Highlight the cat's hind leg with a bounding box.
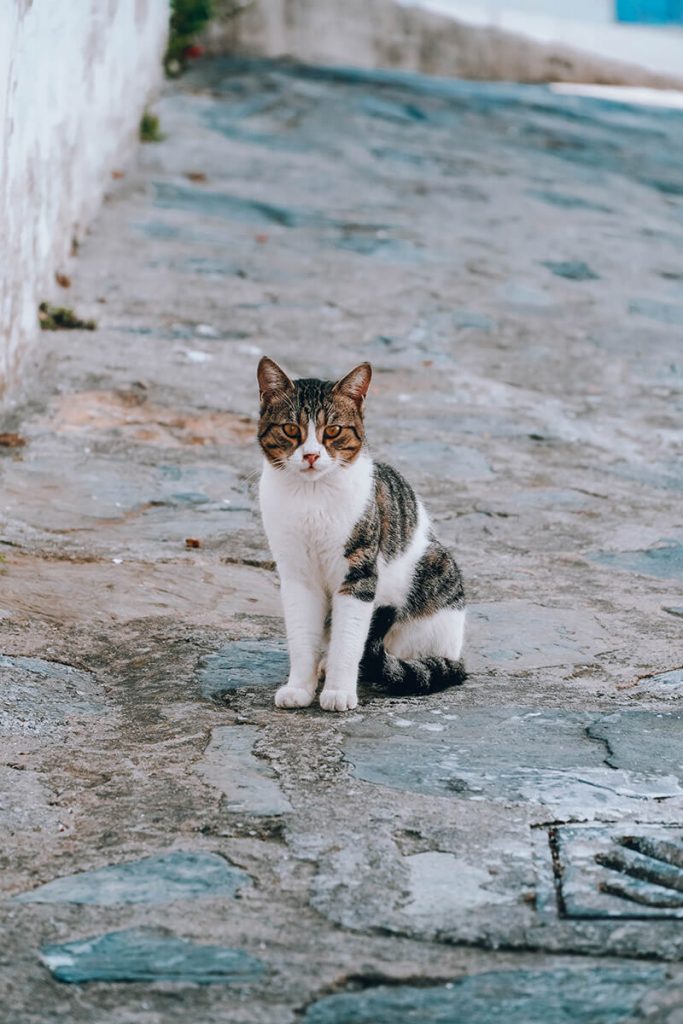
[384,606,465,662]
[359,606,466,696]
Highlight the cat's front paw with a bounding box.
[319,687,358,712]
[275,684,315,709]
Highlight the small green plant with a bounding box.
[165,0,213,76]
[139,110,164,143]
[38,303,96,331]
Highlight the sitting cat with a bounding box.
[257,356,466,712]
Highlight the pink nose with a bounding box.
[303,452,319,467]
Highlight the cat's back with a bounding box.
[372,461,423,560]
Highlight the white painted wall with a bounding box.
[0,0,168,400]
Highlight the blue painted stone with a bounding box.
[197,640,288,698]
[542,260,599,281]
[15,851,249,905]
[593,540,683,580]
[302,967,666,1024]
[40,928,265,984]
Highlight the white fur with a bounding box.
[260,452,373,710]
[375,501,430,608]
[385,606,465,661]
[260,452,463,712]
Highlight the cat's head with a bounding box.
[257,356,371,480]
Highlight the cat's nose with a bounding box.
[303,452,319,467]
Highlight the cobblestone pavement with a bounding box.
[1,58,682,1022]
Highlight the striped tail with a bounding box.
[359,607,467,697]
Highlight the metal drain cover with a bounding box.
[552,824,683,919]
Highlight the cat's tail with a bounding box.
[359,607,467,696]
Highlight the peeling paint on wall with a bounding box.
[0,0,168,400]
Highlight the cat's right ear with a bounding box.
[257,357,294,404]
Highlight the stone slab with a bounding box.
[542,260,599,281]
[40,928,265,984]
[197,641,288,698]
[404,852,513,928]
[636,667,683,696]
[342,707,683,815]
[197,725,292,816]
[587,711,683,778]
[0,655,105,737]
[593,541,683,580]
[467,601,608,673]
[15,851,249,905]
[302,967,668,1024]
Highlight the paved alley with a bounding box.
[1,58,683,1022]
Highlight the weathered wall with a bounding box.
[204,0,683,89]
[0,0,168,401]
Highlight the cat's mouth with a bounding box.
[298,460,332,478]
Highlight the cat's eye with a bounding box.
[281,423,300,439]
[324,425,342,439]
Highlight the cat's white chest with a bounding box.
[259,456,373,590]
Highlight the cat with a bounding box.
[257,356,466,712]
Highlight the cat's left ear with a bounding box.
[333,362,372,407]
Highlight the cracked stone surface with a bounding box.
[1,56,683,1022]
[196,725,293,815]
[342,707,683,812]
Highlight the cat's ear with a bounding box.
[257,356,294,404]
[333,362,372,407]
